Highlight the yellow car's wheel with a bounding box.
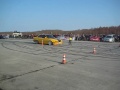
[34,40,39,44]
[48,41,53,45]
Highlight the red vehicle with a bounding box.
[90,36,100,42]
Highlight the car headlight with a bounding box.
[109,39,112,41]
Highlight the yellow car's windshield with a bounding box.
[46,35,55,38]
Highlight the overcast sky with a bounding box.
[0,0,120,32]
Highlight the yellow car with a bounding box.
[33,34,63,45]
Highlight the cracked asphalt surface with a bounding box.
[0,39,120,90]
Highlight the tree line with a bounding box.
[0,25,120,35]
[32,25,120,35]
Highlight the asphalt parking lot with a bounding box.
[0,39,120,90]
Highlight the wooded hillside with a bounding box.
[0,25,120,35]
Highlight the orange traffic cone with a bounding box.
[93,47,96,54]
[62,54,66,64]
[42,40,44,46]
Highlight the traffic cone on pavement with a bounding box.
[93,47,96,54]
[62,54,66,64]
[42,40,44,46]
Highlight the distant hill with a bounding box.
[0,25,120,35]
